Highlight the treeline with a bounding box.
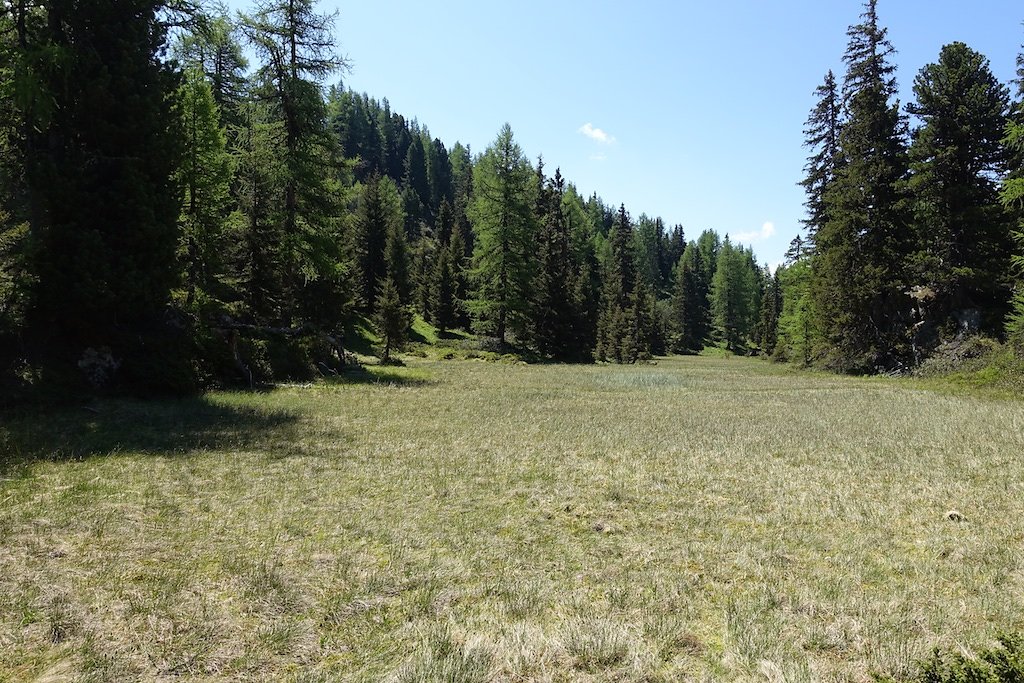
[776,0,1024,372]
[0,0,777,396]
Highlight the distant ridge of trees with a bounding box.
[0,0,775,398]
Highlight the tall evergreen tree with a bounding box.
[353,173,403,310]
[448,221,470,328]
[240,0,348,328]
[174,7,248,125]
[799,70,842,249]
[430,245,456,336]
[404,133,431,210]
[384,217,412,305]
[531,169,577,359]
[757,270,783,355]
[24,0,186,383]
[234,99,287,322]
[175,68,234,308]
[907,42,1012,336]
[467,124,536,344]
[1002,68,1024,351]
[374,277,410,363]
[669,242,709,353]
[596,205,646,362]
[813,0,912,371]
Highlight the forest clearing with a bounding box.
[3,355,1023,682]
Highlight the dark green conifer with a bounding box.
[375,277,410,362]
[813,0,912,371]
[907,42,1012,336]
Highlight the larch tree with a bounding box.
[240,0,349,328]
[468,124,536,344]
[175,68,233,308]
[174,7,248,126]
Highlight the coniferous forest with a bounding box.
[6,4,1024,682]
[0,0,1023,397]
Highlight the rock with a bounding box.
[945,510,966,522]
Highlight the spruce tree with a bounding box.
[596,205,647,362]
[1002,109,1024,351]
[799,70,842,248]
[813,0,912,371]
[907,42,1012,336]
[448,222,470,328]
[430,246,456,336]
[384,218,412,306]
[467,124,536,344]
[532,169,577,359]
[374,277,410,363]
[234,99,286,323]
[669,242,709,353]
[757,270,783,355]
[353,173,403,310]
[25,0,186,384]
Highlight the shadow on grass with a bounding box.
[325,365,432,387]
[0,395,301,472]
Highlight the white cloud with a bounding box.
[735,221,776,244]
[578,122,616,145]
[589,153,607,162]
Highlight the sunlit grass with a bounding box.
[2,356,1023,682]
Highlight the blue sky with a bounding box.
[228,1,1023,268]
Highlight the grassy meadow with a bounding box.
[2,355,1024,682]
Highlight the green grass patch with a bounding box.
[2,356,1023,681]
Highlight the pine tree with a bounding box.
[467,124,536,344]
[813,0,912,371]
[799,70,842,249]
[907,42,1012,336]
